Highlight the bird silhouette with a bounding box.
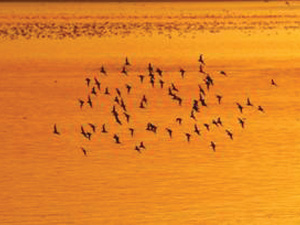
[204,123,210,131]
[81,147,87,156]
[180,68,185,78]
[78,99,84,109]
[194,124,200,135]
[88,123,96,133]
[210,141,216,152]
[116,88,122,97]
[121,66,127,75]
[216,95,222,104]
[104,87,110,95]
[94,77,101,90]
[138,75,145,83]
[100,65,106,75]
[176,117,182,125]
[166,128,173,138]
[139,141,146,149]
[271,79,277,86]
[53,124,60,135]
[238,118,245,128]
[85,78,91,87]
[125,57,130,66]
[101,124,108,133]
[156,68,163,76]
[124,112,130,122]
[113,134,121,144]
[246,98,253,106]
[129,128,134,137]
[220,71,227,76]
[126,84,131,94]
[225,130,233,140]
[236,103,243,113]
[91,86,97,96]
[198,84,206,96]
[159,79,164,88]
[135,146,141,153]
[171,83,179,92]
[198,54,205,64]
[217,117,223,126]
[185,133,191,142]
[87,95,93,108]
[258,105,265,113]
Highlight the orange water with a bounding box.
[0,2,300,225]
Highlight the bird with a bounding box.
[81,125,86,137]
[171,83,179,92]
[238,118,245,128]
[139,101,145,109]
[104,87,110,95]
[142,95,147,104]
[85,78,91,87]
[121,66,127,75]
[236,103,243,113]
[87,95,93,108]
[100,65,106,75]
[217,117,223,126]
[212,119,219,127]
[101,124,108,133]
[246,98,253,106]
[216,95,222,104]
[159,79,164,88]
[198,84,206,96]
[210,141,216,152]
[190,110,196,120]
[194,124,200,135]
[116,88,122,97]
[198,54,205,64]
[125,57,130,66]
[185,133,191,142]
[114,114,122,125]
[88,123,96,133]
[135,146,141,153]
[81,147,87,156]
[124,112,130,122]
[180,68,185,78]
[138,75,145,83]
[78,99,84,109]
[125,84,131,94]
[204,123,210,131]
[139,141,146,149]
[220,71,227,76]
[94,77,101,90]
[225,130,233,140]
[85,132,92,140]
[271,79,277,86]
[199,64,205,73]
[91,86,97,96]
[53,124,60,135]
[258,105,265,113]
[176,117,182,125]
[129,128,134,137]
[166,128,172,138]
[156,68,163,76]
[148,63,153,73]
[113,134,121,144]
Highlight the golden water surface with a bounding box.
[0,1,300,224]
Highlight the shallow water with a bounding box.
[0,2,300,225]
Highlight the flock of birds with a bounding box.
[53,54,278,156]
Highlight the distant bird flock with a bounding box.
[53,54,278,156]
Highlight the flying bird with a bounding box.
[210,141,216,152]
[166,128,173,138]
[271,79,277,86]
[53,124,60,135]
[81,147,87,156]
[216,95,222,104]
[225,130,233,140]
[78,99,84,109]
